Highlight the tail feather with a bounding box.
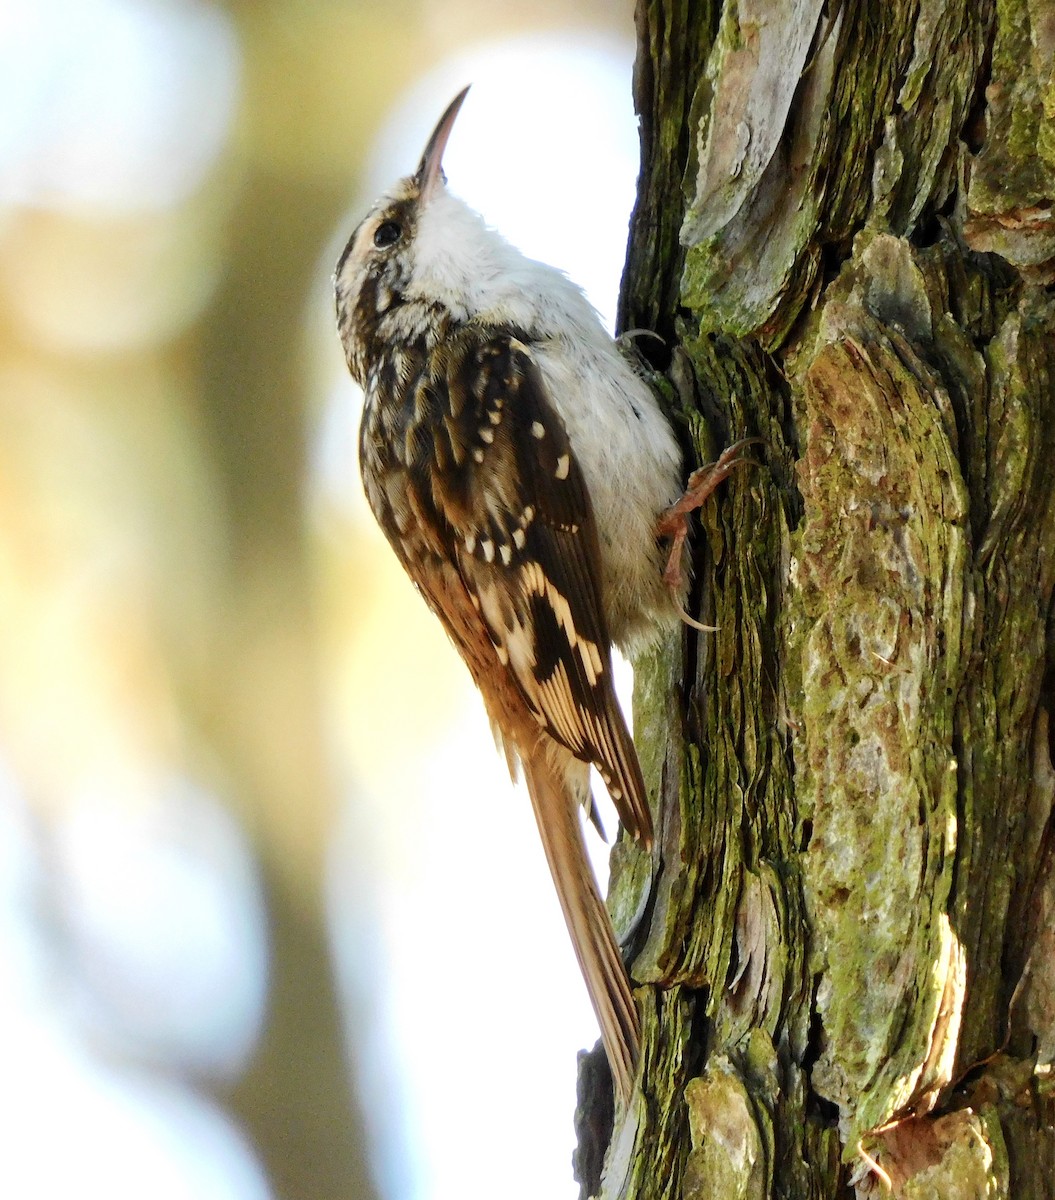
[523,754,640,1103]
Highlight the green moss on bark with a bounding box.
[595,2,1055,1197]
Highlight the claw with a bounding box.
[674,605,719,634]
[617,327,666,347]
[658,437,763,614]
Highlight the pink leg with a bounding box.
[657,438,762,593]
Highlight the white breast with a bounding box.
[533,335,682,648]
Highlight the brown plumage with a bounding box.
[336,88,684,1103]
[354,321,651,1097]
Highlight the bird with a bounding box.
[335,86,750,1103]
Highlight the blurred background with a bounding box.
[0,1,642,1197]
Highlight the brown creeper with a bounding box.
[336,88,699,1102]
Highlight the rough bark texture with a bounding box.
[578,1,1055,1196]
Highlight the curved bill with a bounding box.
[414,85,471,204]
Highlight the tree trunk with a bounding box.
[579,1,1055,1196]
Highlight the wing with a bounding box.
[419,328,652,846]
[358,326,646,1097]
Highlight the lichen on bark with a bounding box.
[590,0,1055,1196]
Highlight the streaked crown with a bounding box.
[334,87,471,384]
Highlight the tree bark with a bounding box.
[579,1,1055,1196]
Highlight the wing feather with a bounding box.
[360,323,648,1095]
[437,330,652,845]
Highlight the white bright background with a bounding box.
[0,3,644,1198]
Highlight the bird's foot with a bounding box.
[657,437,763,600]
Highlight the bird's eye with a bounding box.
[374,220,402,249]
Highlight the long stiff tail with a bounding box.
[523,755,640,1103]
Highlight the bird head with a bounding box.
[335,86,499,376]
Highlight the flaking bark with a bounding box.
[576,1,1055,1196]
